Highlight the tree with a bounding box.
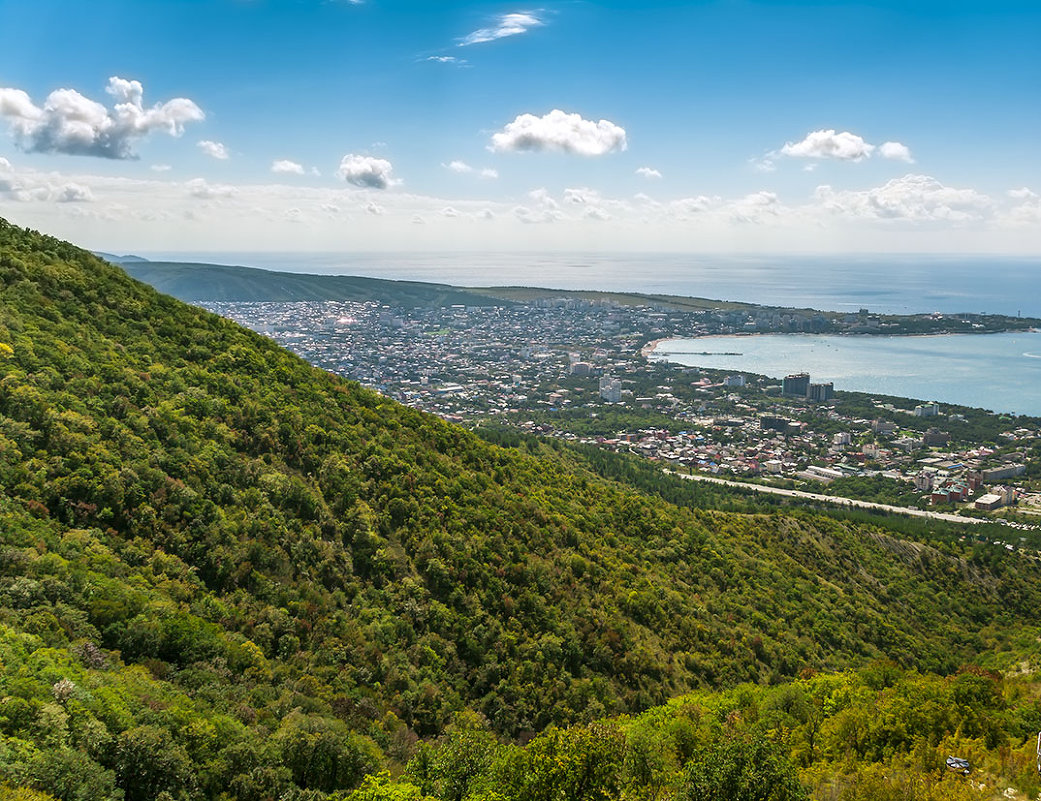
[683,736,807,801]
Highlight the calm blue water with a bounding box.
[652,332,1041,417]
[140,252,1041,317]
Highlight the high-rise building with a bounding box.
[782,372,810,397]
[599,376,622,403]
[807,382,834,402]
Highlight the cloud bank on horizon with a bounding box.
[0,0,1038,253]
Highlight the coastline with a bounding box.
[640,338,668,358]
[648,328,1041,356]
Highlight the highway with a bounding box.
[665,471,988,525]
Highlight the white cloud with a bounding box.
[151,164,172,172]
[0,76,203,159]
[445,160,498,179]
[337,154,396,189]
[365,201,384,215]
[878,141,914,163]
[272,159,305,175]
[460,12,542,46]
[490,109,627,156]
[814,174,990,221]
[56,182,94,203]
[563,187,599,205]
[781,129,875,161]
[636,166,662,179]
[0,160,95,203]
[441,207,460,217]
[528,187,559,209]
[198,140,229,160]
[427,56,467,65]
[445,160,473,173]
[1002,188,1041,226]
[186,178,236,200]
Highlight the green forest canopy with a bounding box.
[2,217,1041,799]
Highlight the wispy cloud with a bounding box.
[0,76,203,160]
[636,166,662,179]
[460,12,543,46]
[426,55,467,65]
[443,160,499,179]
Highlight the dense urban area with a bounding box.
[204,296,1041,527]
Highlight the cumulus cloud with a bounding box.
[774,130,914,166]
[56,182,94,202]
[365,201,384,215]
[460,12,542,46]
[272,159,305,175]
[337,154,396,189]
[480,168,499,179]
[1008,187,1037,200]
[636,166,662,179]
[0,76,204,159]
[441,206,460,217]
[198,140,229,160]
[490,109,627,156]
[814,174,990,222]
[781,129,875,161]
[879,141,914,162]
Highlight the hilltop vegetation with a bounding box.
[2,217,1041,799]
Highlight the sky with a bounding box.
[1,0,1040,254]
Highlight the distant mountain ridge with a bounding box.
[121,259,512,306]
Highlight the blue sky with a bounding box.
[1,0,1039,253]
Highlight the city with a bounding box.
[204,296,1041,527]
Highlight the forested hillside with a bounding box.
[2,217,1041,799]
[120,261,503,307]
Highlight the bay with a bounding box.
[651,331,1041,417]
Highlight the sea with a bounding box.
[650,332,1041,417]
[145,251,1041,415]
